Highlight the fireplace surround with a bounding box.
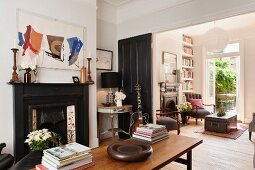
[11,83,90,161]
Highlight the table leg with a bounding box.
[110,114,115,139]
[187,150,192,170]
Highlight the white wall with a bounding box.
[97,0,118,104]
[117,0,255,39]
[96,1,118,139]
[0,0,98,154]
[153,34,182,115]
[243,37,255,123]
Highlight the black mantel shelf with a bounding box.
[11,82,90,161]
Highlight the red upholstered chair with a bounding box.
[185,93,215,125]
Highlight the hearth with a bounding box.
[11,83,90,161]
[160,83,179,111]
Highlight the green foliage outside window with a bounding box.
[215,58,236,94]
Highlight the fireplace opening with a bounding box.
[163,94,178,111]
[160,83,179,112]
[28,104,76,145]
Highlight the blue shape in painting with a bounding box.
[18,32,25,46]
[67,37,83,66]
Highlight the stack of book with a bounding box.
[36,142,94,170]
[132,124,169,144]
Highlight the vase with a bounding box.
[80,66,86,83]
[24,71,31,83]
[115,99,122,107]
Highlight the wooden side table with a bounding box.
[97,105,132,141]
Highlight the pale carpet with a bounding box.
[194,123,248,139]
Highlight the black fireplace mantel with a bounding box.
[11,83,91,161]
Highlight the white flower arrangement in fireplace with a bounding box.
[114,91,126,106]
[25,129,62,151]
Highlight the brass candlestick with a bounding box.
[9,48,21,83]
[86,58,94,83]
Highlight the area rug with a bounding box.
[194,123,248,139]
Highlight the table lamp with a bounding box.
[101,72,121,105]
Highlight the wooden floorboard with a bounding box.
[100,119,254,170]
[162,119,253,170]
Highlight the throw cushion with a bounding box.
[190,99,204,109]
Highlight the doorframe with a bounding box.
[202,40,244,122]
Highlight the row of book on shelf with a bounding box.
[36,142,94,170]
[182,58,194,67]
[132,123,169,144]
[182,69,193,79]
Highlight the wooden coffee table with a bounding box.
[12,135,202,170]
[88,134,202,170]
[205,113,237,133]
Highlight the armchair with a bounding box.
[156,110,180,135]
[0,143,14,169]
[249,112,255,140]
[185,93,215,125]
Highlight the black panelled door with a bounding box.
[118,33,152,123]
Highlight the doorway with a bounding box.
[204,42,243,121]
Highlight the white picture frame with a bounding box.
[96,48,113,70]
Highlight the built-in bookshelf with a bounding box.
[182,34,194,94]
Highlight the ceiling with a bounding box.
[103,0,132,6]
[160,12,255,37]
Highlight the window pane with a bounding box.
[224,43,239,53]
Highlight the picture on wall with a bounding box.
[17,9,86,70]
[96,48,113,70]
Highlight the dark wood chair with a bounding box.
[185,93,215,125]
[156,110,180,135]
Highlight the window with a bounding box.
[207,42,239,55]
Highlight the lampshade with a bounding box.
[204,27,229,53]
[101,72,121,88]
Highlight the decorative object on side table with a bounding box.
[114,91,126,106]
[217,102,226,117]
[101,72,121,105]
[9,48,21,83]
[25,129,61,151]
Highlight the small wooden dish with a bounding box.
[107,140,153,162]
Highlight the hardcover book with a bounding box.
[43,142,91,161]
[136,124,166,133]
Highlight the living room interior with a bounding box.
[1,0,255,169]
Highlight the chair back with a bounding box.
[185,93,202,102]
